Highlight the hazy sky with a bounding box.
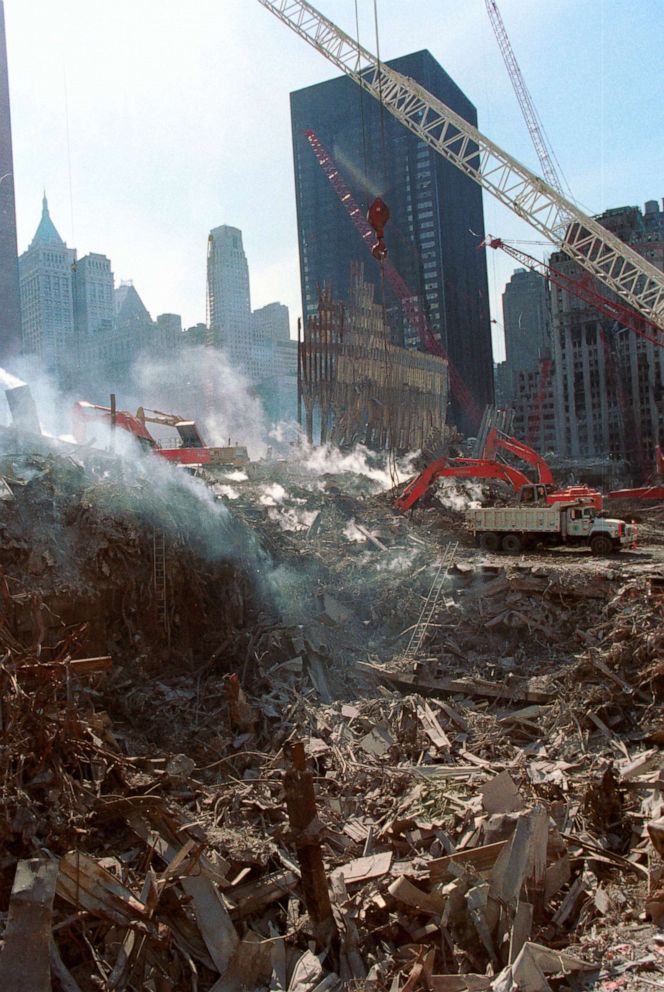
[5,0,663,361]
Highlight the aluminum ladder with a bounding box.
[405,540,458,657]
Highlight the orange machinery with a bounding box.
[72,401,249,467]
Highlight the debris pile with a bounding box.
[1,437,664,990]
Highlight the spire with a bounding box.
[30,191,64,247]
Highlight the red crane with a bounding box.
[487,238,664,350]
[304,129,482,428]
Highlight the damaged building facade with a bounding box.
[505,198,664,479]
[299,265,449,453]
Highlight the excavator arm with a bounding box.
[394,457,532,512]
[483,428,555,485]
[72,401,157,450]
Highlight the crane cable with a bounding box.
[370,0,399,481]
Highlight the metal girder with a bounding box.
[257,0,664,331]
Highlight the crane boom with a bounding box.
[484,0,564,197]
[486,237,664,349]
[256,0,664,331]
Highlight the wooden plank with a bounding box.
[430,841,508,883]
[57,851,155,932]
[418,702,451,750]
[17,656,113,678]
[0,858,59,992]
[359,663,551,705]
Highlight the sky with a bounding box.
[5,0,663,362]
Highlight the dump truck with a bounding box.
[466,500,636,555]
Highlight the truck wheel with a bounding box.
[501,533,523,554]
[479,532,500,551]
[590,534,614,556]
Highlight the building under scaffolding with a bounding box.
[299,266,448,453]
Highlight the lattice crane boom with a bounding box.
[484,0,564,197]
[256,0,664,331]
[486,237,664,349]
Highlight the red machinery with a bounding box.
[395,429,602,513]
[72,401,249,467]
[483,427,602,509]
[607,445,664,502]
[395,457,540,513]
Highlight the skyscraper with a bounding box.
[501,267,550,404]
[290,50,494,432]
[0,0,22,359]
[206,225,253,370]
[19,195,76,379]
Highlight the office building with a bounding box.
[290,50,493,432]
[19,195,76,381]
[206,225,252,368]
[0,0,21,359]
[526,199,664,476]
[73,253,114,340]
[501,268,550,395]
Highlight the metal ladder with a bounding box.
[405,540,458,657]
[152,529,168,633]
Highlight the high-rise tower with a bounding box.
[290,50,494,432]
[206,225,253,371]
[19,195,76,380]
[0,0,22,359]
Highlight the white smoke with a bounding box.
[290,442,418,493]
[344,519,368,543]
[259,482,288,506]
[133,346,269,460]
[435,479,483,512]
[267,506,318,532]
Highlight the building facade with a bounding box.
[206,225,252,366]
[501,267,550,401]
[19,195,76,383]
[508,199,664,479]
[0,0,21,359]
[290,50,493,433]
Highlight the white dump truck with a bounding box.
[466,500,636,555]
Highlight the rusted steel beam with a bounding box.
[283,741,337,951]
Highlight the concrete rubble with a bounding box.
[1,434,664,991]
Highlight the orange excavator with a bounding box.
[72,401,249,468]
[394,428,602,513]
[483,428,602,509]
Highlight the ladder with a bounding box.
[405,541,458,658]
[152,529,168,633]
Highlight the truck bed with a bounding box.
[467,505,563,533]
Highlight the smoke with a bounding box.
[344,519,368,543]
[132,346,270,460]
[267,506,318,532]
[259,482,287,506]
[435,479,483,512]
[290,442,418,494]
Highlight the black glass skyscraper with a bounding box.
[0,0,21,359]
[290,50,494,432]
